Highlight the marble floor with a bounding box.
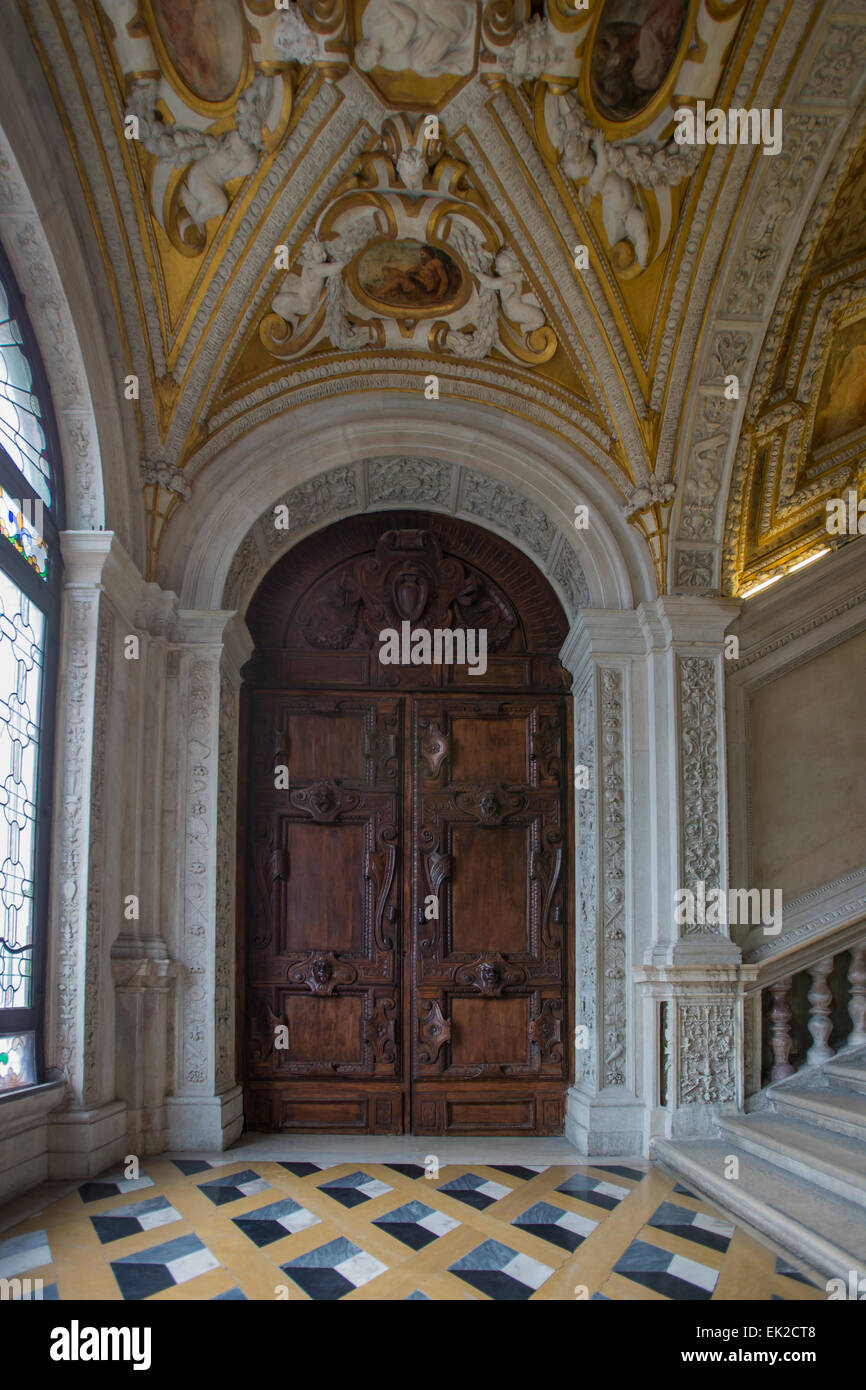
[0,1142,827,1301]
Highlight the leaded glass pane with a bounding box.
[0,484,48,581]
[0,279,52,507]
[0,1031,36,1091]
[0,568,44,1010]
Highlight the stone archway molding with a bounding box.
[161,395,654,616]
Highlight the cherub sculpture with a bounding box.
[271,237,343,331]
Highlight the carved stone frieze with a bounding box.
[574,672,597,1092]
[678,656,721,926]
[179,657,218,1090]
[678,1004,736,1105]
[227,460,591,622]
[368,457,451,507]
[460,472,555,562]
[83,602,113,1105]
[600,668,626,1088]
[675,549,716,593]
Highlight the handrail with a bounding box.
[741,865,866,990]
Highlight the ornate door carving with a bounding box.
[241,513,572,1135]
[244,695,405,1133]
[412,697,570,1135]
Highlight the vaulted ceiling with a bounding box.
[5,0,866,597]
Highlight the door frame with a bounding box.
[235,511,575,1135]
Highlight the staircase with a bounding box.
[654,1044,866,1287]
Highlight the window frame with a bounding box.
[0,239,65,1088]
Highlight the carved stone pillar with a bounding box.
[562,611,645,1154]
[163,610,253,1151]
[634,597,757,1138]
[45,534,127,1177]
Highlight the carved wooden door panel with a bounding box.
[411,697,571,1135]
[244,694,406,1133]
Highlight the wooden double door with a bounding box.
[242,689,571,1134]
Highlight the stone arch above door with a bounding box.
[223,456,591,626]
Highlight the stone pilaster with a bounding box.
[635,597,758,1139]
[45,533,126,1177]
[163,610,252,1151]
[562,611,645,1154]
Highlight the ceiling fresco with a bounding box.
[10,0,866,594]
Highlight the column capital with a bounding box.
[173,609,254,675]
[638,596,742,651]
[560,607,644,678]
[60,530,114,588]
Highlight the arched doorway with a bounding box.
[238,510,574,1135]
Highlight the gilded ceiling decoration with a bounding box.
[723,132,866,595]
[14,0,864,594]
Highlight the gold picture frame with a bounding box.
[578,0,698,141]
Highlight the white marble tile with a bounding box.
[502,1251,554,1290]
[335,1249,388,1288]
[166,1246,222,1286]
[667,1252,719,1292]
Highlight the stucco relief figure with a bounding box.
[126,74,271,232]
[355,0,477,77]
[272,237,343,331]
[477,249,547,333]
[562,124,651,269]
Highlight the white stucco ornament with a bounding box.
[355,0,476,78]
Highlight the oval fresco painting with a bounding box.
[589,0,689,124]
[150,0,246,105]
[356,239,465,314]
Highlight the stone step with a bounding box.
[772,1085,866,1140]
[653,1137,866,1283]
[823,1051,866,1096]
[716,1112,866,1209]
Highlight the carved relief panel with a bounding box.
[411,696,570,1134]
[244,694,404,1131]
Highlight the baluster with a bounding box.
[806,957,835,1066]
[768,976,794,1081]
[847,945,866,1049]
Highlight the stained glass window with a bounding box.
[0,485,48,581]
[0,278,52,507]
[0,1031,36,1091]
[0,569,44,1011]
[0,246,63,1093]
